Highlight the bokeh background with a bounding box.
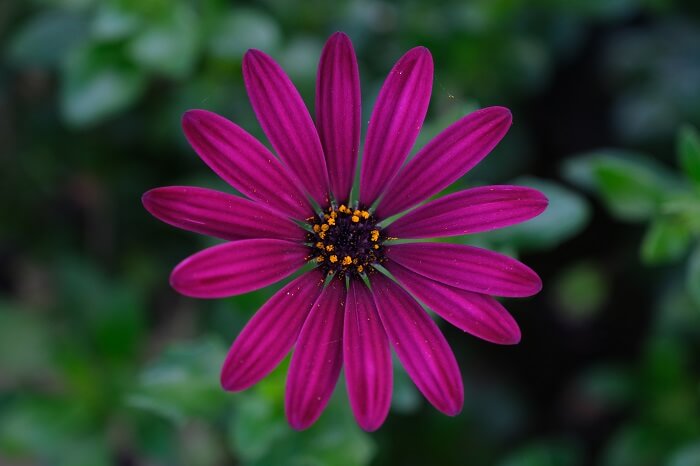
[2,0,700,465]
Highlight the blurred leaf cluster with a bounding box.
[564,126,700,305]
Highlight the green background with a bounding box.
[2,0,700,465]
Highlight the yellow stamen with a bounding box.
[321,224,329,232]
[327,218,335,226]
[357,265,364,273]
[313,224,321,233]
[319,232,326,239]
[342,256,353,266]
[373,244,379,249]
[330,211,337,219]
[316,256,325,263]
[370,230,380,241]
[339,205,347,212]
[316,242,324,249]
[351,215,360,223]
[361,210,370,219]
[353,209,361,217]
[325,245,334,252]
[324,214,330,220]
[329,255,338,263]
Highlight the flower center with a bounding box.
[307,204,385,277]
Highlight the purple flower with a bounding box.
[143,32,547,432]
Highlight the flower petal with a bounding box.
[375,107,512,218]
[316,32,361,204]
[385,185,547,239]
[170,239,308,298]
[182,109,312,219]
[142,186,306,242]
[386,242,542,298]
[220,269,324,391]
[387,262,521,344]
[359,47,433,207]
[286,278,345,430]
[244,49,330,206]
[344,279,392,432]
[371,273,463,415]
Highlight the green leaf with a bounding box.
[127,4,199,78]
[469,177,591,252]
[7,11,87,67]
[678,125,700,187]
[641,217,692,265]
[552,261,609,321]
[126,337,229,424]
[60,45,147,126]
[207,9,280,59]
[563,151,682,221]
[685,242,700,307]
[668,443,700,466]
[91,3,141,40]
[0,304,54,382]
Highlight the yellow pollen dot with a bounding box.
[357,265,364,273]
[352,258,358,264]
[319,232,326,239]
[342,256,353,266]
[351,215,360,223]
[373,244,379,249]
[321,224,329,232]
[327,218,335,226]
[371,230,380,241]
[325,245,334,252]
[339,205,347,212]
[316,256,325,263]
[329,255,338,263]
[316,242,324,249]
[330,211,337,219]
[313,224,321,233]
[361,210,370,219]
[324,214,329,220]
[353,209,361,217]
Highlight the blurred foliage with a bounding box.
[564,126,700,301]
[2,0,700,465]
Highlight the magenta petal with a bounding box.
[244,49,330,206]
[386,243,542,298]
[359,47,433,207]
[181,109,312,219]
[220,269,324,391]
[385,185,548,239]
[371,273,463,415]
[142,186,306,242]
[286,278,345,430]
[375,107,513,218]
[387,263,521,344]
[316,32,361,204]
[170,239,307,298]
[344,279,392,432]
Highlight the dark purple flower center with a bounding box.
[307,204,385,278]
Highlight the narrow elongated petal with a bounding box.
[344,280,392,431]
[371,273,463,415]
[385,185,547,239]
[387,263,521,344]
[182,110,312,219]
[375,107,512,218]
[316,32,361,204]
[170,239,308,298]
[244,49,330,205]
[220,269,324,391]
[359,47,433,207]
[142,186,306,242]
[286,279,345,430]
[386,243,542,298]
